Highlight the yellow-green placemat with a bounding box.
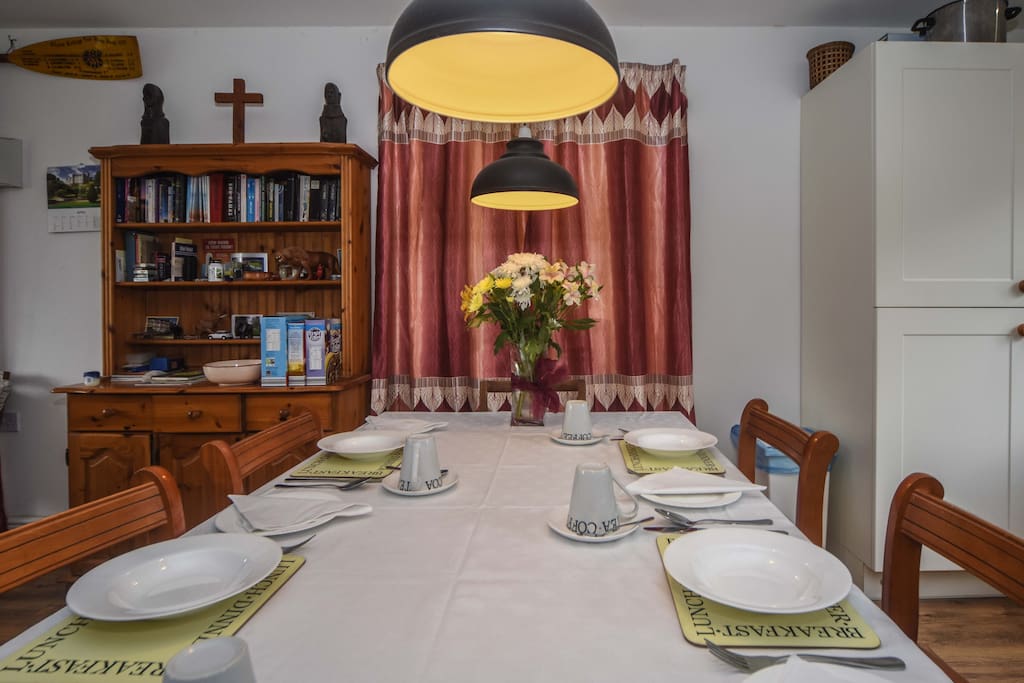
[656,535,880,649]
[290,448,402,479]
[620,441,725,475]
[0,555,305,682]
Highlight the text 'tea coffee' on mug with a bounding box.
[163,636,256,683]
[560,399,593,441]
[566,462,638,537]
[399,433,444,492]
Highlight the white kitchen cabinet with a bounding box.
[801,42,1024,593]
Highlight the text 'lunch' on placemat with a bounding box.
[0,556,305,682]
[655,535,880,650]
[290,449,402,479]
[619,441,725,475]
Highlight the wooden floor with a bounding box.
[0,577,1022,679]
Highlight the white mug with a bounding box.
[163,637,256,683]
[399,434,444,492]
[561,399,593,441]
[566,462,638,537]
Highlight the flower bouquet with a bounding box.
[461,252,601,424]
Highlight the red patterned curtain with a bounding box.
[372,60,692,417]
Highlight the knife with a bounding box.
[643,525,789,534]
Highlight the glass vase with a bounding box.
[509,345,544,426]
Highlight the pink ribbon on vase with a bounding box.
[510,357,569,421]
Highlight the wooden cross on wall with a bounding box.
[214,78,263,144]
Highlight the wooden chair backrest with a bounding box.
[477,378,587,412]
[882,473,1024,667]
[736,398,839,546]
[199,410,323,514]
[0,466,185,594]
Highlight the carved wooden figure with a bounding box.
[319,82,348,143]
[140,83,170,144]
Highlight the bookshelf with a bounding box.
[53,143,377,527]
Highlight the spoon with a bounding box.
[617,515,654,529]
[276,477,372,490]
[655,508,773,526]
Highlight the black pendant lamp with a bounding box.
[471,127,579,211]
[386,0,619,123]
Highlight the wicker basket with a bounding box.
[806,41,855,89]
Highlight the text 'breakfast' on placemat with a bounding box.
[620,441,725,475]
[0,556,305,682]
[655,535,880,649]
[290,448,402,479]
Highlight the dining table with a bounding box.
[0,410,953,682]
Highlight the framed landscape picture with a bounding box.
[231,314,262,339]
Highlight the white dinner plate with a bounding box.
[640,491,743,509]
[317,430,406,460]
[381,469,459,496]
[66,533,281,621]
[213,490,355,536]
[662,527,851,614]
[624,428,718,457]
[546,507,640,544]
[549,430,606,446]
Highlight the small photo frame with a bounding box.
[231,314,262,339]
[229,252,268,273]
[144,315,180,338]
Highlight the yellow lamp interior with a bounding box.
[471,190,579,211]
[388,32,619,122]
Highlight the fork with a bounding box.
[655,508,773,526]
[704,639,906,673]
[276,476,371,490]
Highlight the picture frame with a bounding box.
[144,315,180,338]
[231,314,262,340]
[229,251,268,273]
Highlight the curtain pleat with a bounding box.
[372,60,693,418]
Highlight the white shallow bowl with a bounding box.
[66,533,281,621]
[203,359,261,385]
[662,527,852,614]
[624,427,718,457]
[317,430,406,460]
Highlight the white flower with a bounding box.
[563,280,582,306]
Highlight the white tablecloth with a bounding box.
[0,411,951,682]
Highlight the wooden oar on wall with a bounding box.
[0,35,141,80]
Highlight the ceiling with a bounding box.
[0,0,942,30]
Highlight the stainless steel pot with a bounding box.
[912,0,1021,41]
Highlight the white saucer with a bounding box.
[549,430,605,446]
[381,469,459,496]
[546,507,640,544]
[640,491,743,509]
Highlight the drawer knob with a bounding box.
[186,409,203,420]
[99,408,117,418]
[1019,281,1024,293]
[278,407,291,421]
[1017,324,1024,337]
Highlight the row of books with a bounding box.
[121,232,199,281]
[260,317,342,386]
[113,172,342,224]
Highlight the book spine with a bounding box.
[325,318,342,384]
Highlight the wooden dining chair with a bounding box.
[881,473,1024,683]
[736,398,839,546]
[198,409,323,520]
[477,378,587,412]
[0,465,185,594]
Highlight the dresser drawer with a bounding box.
[152,395,241,432]
[67,396,151,431]
[245,394,333,432]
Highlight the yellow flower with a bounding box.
[494,277,513,289]
[472,275,494,295]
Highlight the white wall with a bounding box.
[0,24,891,523]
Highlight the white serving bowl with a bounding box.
[203,359,260,386]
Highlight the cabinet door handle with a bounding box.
[1018,281,1024,293]
[186,409,203,420]
[99,408,117,418]
[278,407,291,421]
[1017,324,1024,337]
